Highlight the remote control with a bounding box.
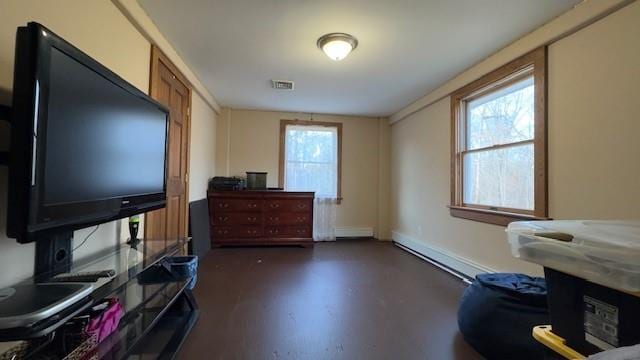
[50,269,116,283]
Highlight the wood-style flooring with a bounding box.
[179,239,482,359]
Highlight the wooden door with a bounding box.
[145,46,191,250]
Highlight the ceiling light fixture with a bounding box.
[317,33,358,61]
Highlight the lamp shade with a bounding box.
[317,33,358,61]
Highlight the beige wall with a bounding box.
[217,109,391,239]
[189,94,218,201]
[390,1,640,275]
[215,107,232,176]
[0,0,151,287]
[112,0,221,114]
[0,0,217,287]
[547,2,640,219]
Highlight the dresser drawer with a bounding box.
[211,226,263,238]
[265,212,311,226]
[211,213,261,226]
[265,199,312,212]
[236,227,262,238]
[210,198,262,212]
[264,226,311,238]
[211,227,233,238]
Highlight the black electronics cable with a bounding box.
[72,224,100,252]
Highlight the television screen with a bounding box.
[44,47,166,206]
[7,22,169,243]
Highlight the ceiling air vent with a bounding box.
[272,79,294,90]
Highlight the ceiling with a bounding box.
[138,0,580,117]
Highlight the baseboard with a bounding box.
[335,227,374,238]
[391,230,496,279]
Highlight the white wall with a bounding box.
[390,1,640,275]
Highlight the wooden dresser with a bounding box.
[208,190,314,247]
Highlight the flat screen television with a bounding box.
[7,22,169,243]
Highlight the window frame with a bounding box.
[278,119,343,203]
[449,46,548,226]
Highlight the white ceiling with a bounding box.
[138,0,580,117]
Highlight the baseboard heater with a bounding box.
[335,227,374,238]
[336,236,375,240]
[393,240,474,284]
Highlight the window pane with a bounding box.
[286,162,336,197]
[467,76,534,150]
[463,143,534,210]
[286,127,336,163]
[284,125,338,198]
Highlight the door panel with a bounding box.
[169,122,182,177]
[166,196,181,241]
[145,46,191,250]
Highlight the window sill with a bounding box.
[448,206,550,226]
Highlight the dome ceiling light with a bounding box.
[317,33,358,61]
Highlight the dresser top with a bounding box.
[208,189,315,197]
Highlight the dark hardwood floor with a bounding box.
[179,240,482,360]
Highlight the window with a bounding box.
[279,120,342,201]
[450,47,548,226]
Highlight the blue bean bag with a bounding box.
[458,273,550,360]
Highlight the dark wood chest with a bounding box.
[207,190,314,247]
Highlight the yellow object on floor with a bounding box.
[533,325,586,360]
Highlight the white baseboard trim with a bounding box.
[336,227,374,238]
[392,230,497,279]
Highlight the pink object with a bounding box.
[85,299,124,343]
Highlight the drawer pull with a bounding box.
[270,203,280,209]
[268,229,280,235]
[219,216,229,222]
[248,203,258,209]
[296,216,306,222]
[297,204,307,209]
[296,229,305,234]
[247,230,258,235]
[247,216,257,222]
[217,229,229,235]
[269,216,280,222]
[218,203,229,208]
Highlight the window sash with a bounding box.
[461,139,534,156]
[279,120,342,200]
[461,142,535,212]
[463,72,535,152]
[449,46,547,226]
[286,160,336,165]
[459,76,536,213]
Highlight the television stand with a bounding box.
[34,231,73,280]
[0,238,198,359]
